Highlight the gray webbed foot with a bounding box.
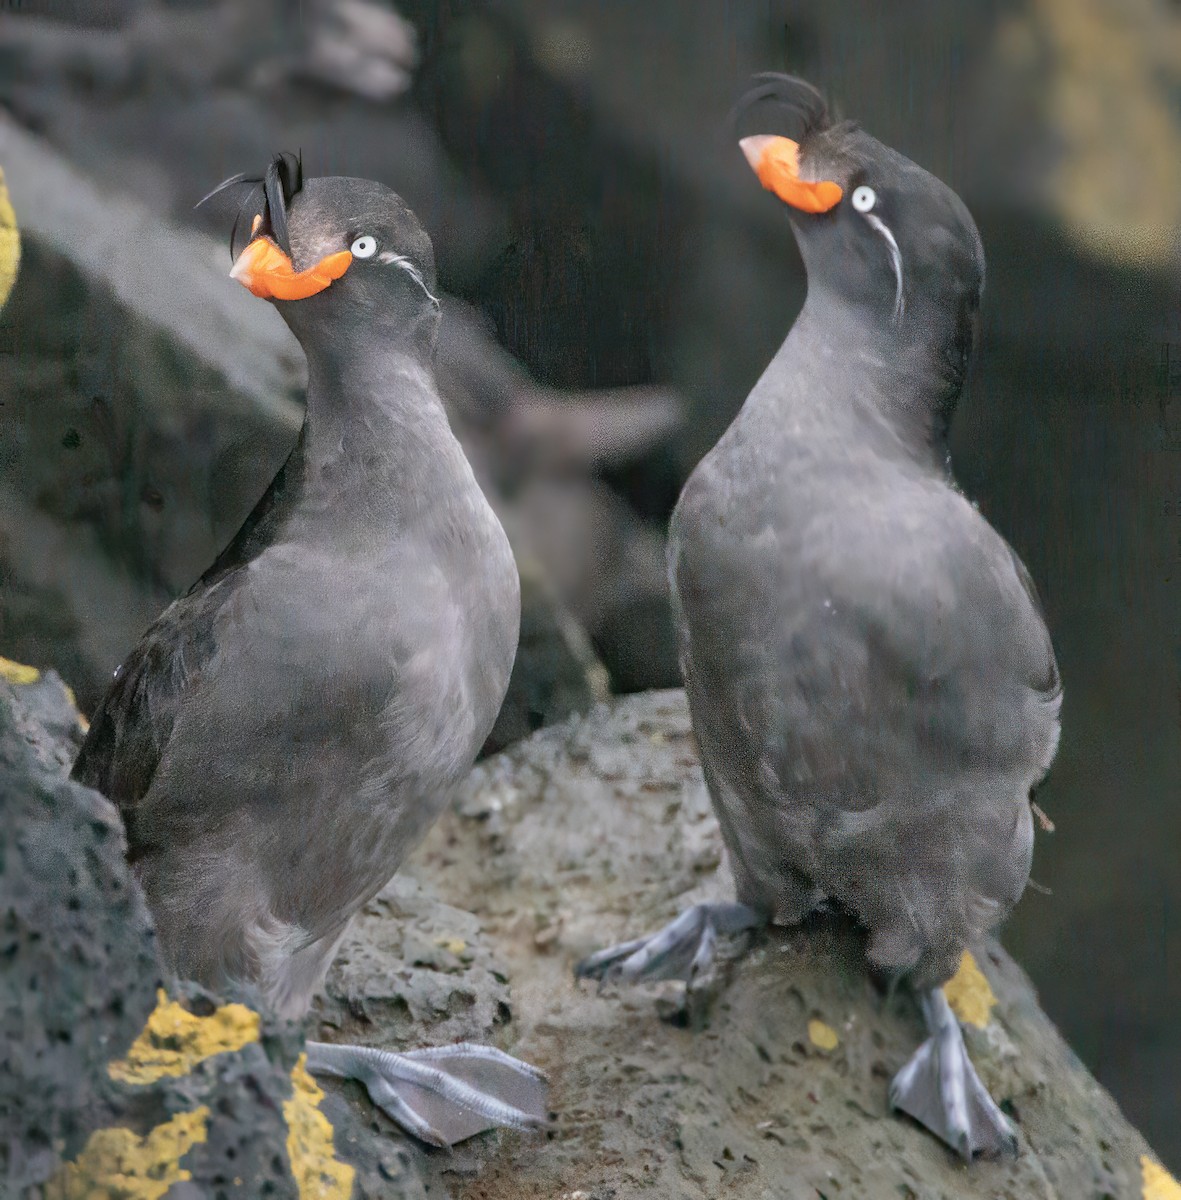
[306,1039,549,1148]
[573,902,762,989]
[888,987,1018,1161]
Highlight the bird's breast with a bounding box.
[227,479,516,779]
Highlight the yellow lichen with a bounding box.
[284,1054,356,1200]
[807,1018,840,1052]
[0,656,40,686]
[0,166,19,311]
[945,950,997,1030]
[990,0,1181,268]
[1143,1155,1181,1200]
[436,936,468,955]
[45,1107,209,1200]
[108,989,260,1085]
[60,681,91,732]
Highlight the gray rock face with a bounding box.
[0,671,160,1192]
[2,670,1169,1196]
[0,670,425,1198]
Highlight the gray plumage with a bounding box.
[75,178,516,1011]
[73,171,545,1145]
[670,297,1060,994]
[578,76,1060,1161]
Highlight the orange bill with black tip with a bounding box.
[229,218,352,300]
[739,135,843,214]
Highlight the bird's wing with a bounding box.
[677,481,1062,816]
[999,537,1062,709]
[71,573,243,818]
[71,444,303,816]
[793,497,1059,808]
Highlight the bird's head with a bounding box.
[735,76,984,386]
[201,154,440,352]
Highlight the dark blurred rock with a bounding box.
[514,479,680,692]
[0,117,614,746]
[291,0,419,103]
[0,0,507,288]
[5,0,146,28]
[483,559,609,755]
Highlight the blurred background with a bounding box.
[1,0,1178,1169]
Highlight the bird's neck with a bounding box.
[763,299,965,474]
[297,340,463,502]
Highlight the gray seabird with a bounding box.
[72,155,547,1147]
[576,76,1062,1161]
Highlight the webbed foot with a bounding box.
[573,902,762,989]
[306,1039,548,1147]
[889,987,1018,1161]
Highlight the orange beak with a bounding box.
[229,216,353,300]
[739,135,843,214]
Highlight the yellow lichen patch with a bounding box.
[0,166,19,311]
[945,950,997,1030]
[0,656,41,686]
[990,0,1181,268]
[436,936,467,955]
[108,989,260,1085]
[58,681,91,732]
[1143,1155,1181,1200]
[807,1019,840,1052]
[283,1054,355,1200]
[44,1106,209,1200]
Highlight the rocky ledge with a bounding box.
[2,671,1172,1198]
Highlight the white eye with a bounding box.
[350,235,378,258]
[851,185,877,213]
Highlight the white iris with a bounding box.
[350,235,378,258]
[851,185,876,213]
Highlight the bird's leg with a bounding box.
[888,986,1018,1161]
[305,1040,548,1148]
[573,902,763,989]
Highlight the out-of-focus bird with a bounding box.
[72,154,547,1147]
[576,75,1061,1161]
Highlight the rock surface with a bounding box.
[323,690,1170,1199]
[0,668,424,1199]
[2,665,1172,1197]
[0,669,159,1192]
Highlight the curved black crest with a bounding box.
[196,151,304,259]
[730,74,831,144]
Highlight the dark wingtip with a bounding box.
[730,73,831,143]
